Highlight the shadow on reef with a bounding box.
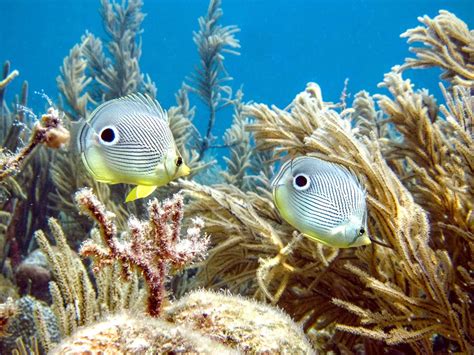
[0,1,473,353]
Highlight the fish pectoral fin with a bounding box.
[125,185,157,202]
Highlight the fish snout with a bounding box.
[181,163,191,177]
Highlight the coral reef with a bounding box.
[51,313,235,354]
[165,289,315,354]
[1,1,472,353]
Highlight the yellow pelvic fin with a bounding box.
[125,185,157,202]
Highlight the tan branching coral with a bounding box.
[76,188,209,317]
[188,0,240,158]
[221,89,254,189]
[399,10,474,86]
[35,218,100,339]
[376,73,473,250]
[57,41,92,119]
[56,0,155,116]
[98,0,156,99]
[351,90,393,141]
[168,86,215,177]
[181,179,292,300]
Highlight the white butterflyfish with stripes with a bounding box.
[271,156,371,248]
[76,93,190,202]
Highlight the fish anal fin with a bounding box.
[125,185,157,202]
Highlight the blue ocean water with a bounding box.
[1,0,473,139]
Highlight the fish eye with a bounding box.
[293,174,310,191]
[99,126,119,145]
[176,156,183,167]
[359,227,365,236]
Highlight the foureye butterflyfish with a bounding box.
[271,156,370,248]
[76,93,190,202]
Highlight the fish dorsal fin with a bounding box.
[86,93,167,125]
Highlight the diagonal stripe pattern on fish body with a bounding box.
[271,156,370,248]
[76,93,190,202]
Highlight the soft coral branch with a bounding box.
[75,188,209,317]
[0,107,70,181]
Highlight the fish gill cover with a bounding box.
[0,0,473,353]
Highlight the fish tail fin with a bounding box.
[125,185,157,202]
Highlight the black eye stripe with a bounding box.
[176,156,183,166]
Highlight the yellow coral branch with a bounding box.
[0,70,19,90]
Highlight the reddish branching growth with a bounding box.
[75,188,209,317]
[0,298,16,336]
[0,107,70,181]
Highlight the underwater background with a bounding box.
[2,0,473,137]
[0,0,473,353]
